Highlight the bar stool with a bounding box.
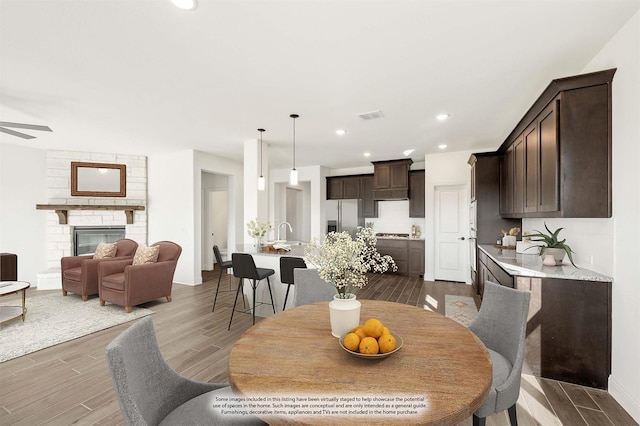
[212,245,244,312]
[228,253,276,330]
[279,256,307,311]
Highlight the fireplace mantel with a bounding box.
[36,204,146,224]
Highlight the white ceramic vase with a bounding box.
[329,293,361,338]
[541,247,566,265]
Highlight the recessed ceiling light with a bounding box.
[403,149,415,156]
[364,152,371,157]
[336,129,347,136]
[438,144,447,150]
[436,114,450,121]
[171,0,198,10]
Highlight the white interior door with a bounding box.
[434,184,468,282]
[209,190,228,263]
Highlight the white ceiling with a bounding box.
[1,0,638,169]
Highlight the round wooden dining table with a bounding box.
[228,299,492,425]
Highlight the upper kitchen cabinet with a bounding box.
[372,159,413,200]
[469,153,522,245]
[361,175,378,218]
[499,69,615,218]
[326,176,361,200]
[409,170,425,218]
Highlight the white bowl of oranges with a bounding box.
[339,318,403,359]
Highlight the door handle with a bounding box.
[458,237,466,240]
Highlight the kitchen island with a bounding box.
[232,243,308,319]
[477,244,612,389]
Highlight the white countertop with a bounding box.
[235,243,306,258]
[478,244,612,282]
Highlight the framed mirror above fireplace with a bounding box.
[71,161,126,197]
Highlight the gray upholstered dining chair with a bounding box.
[105,316,265,426]
[467,281,531,426]
[293,268,337,306]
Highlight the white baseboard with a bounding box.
[37,270,62,290]
[609,376,640,423]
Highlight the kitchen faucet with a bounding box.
[277,222,293,241]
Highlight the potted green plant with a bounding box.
[527,223,577,267]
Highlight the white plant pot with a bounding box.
[540,247,566,265]
[329,294,361,338]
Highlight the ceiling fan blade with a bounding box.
[0,121,52,132]
[0,127,36,139]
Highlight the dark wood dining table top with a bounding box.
[228,299,491,425]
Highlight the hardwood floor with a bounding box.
[0,270,636,425]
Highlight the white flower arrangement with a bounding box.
[246,218,272,240]
[305,227,397,298]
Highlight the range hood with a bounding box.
[372,159,413,200]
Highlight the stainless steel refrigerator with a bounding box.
[326,199,364,237]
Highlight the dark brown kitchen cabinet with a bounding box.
[375,239,408,275]
[326,176,361,200]
[498,69,614,218]
[375,238,424,277]
[537,100,560,212]
[477,249,513,295]
[513,136,525,215]
[327,177,344,200]
[361,175,378,218]
[523,122,539,213]
[343,177,361,199]
[469,153,521,245]
[407,240,425,276]
[478,246,611,389]
[499,145,514,214]
[327,175,378,217]
[409,170,425,218]
[372,159,412,200]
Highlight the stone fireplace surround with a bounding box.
[37,150,147,290]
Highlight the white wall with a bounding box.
[148,149,244,285]
[148,150,195,284]
[0,143,47,284]
[573,11,639,422]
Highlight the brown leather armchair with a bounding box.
[61,238,138,301]
[98,241,182,313]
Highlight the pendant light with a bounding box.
[289,114,299,185]
[257,128,266,191]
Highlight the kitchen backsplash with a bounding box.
[367,200,426,237]
[522,218,613,275]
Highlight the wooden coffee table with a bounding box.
[228,300,491,425]
[0,281,30,325]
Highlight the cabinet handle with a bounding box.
[458,237,466,240]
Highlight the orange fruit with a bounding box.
[359,336,379,354]
[382,326,390,335]
[363,318,384,338]
[351,326,367,340]
[343,333,361,351]
[378,333,397,353]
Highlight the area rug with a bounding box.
[0,293,152,363]
[445,295,478,326]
